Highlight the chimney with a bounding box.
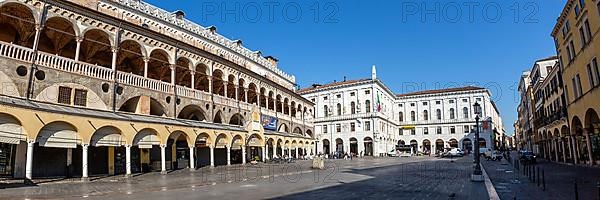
[265,56,278,67]
[207,26,217,34]
[173,10,185,19]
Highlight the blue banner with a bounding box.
[261,115,278,131]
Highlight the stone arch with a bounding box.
[195,132,212,147]
[177,104,207,121]
[117,39,145,76]
[423,139,431,152]
[292,127,302,135]
[571,116,584,136]
[90,125,125,146]
[212,69,225,96]
[229,113,244,126]
[118,96,166,117]
[278,122,289,133]
[79,28,112,67]
[147,48,172,83]
[214,133,229,148]
[175,56,193,88]
[237,78,246,101]
[584,108,600,132]
[0,112,26,143]
[132,128,161,148]
[38,16,77,59]
[36,121,82,148]
[306,129,313,138]
[168,130,193,147]
[449,138,459,148]
[247,133,264,147]
[0,1,38,47]
[35,82,108,110]
[247,83,258,105]
[194,63,210,92]
[231,134,243,150]
[213,110,224,124]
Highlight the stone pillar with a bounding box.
[143,57,149,78]
[190,71,195,90]
[111,47,118,72]
[82,144,89,181]
[234,84,239,100]
[208,76,213,94]
[554,139,559,162]
[288,147,292,158]
[160,144,167,174]
[265,145,269,160]
[571,136,579,164]
[584,130,594,165]
[209,146,215,167]
[265,97,269,110]
[244,88,249,103]
[223,82,228,97]
[561,138,567,163]
[125,145,132,176]
[241,146,246,164]
[170,65,176,86]
[74,36,83,62]
[189,146,195,170]
[295,147,299,158]
[226,146,231,165]
[25,141,34,181]
[262,146,267,162]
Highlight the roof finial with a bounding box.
[371,65,377,80]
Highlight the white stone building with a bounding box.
[299,67,504,157]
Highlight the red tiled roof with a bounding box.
[297,78,371,94]
[396,86,486,97]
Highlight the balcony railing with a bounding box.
[397,118,475,126]
[0,41,309,122]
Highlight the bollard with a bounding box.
[542,170,546,191]
[574,180,579,200]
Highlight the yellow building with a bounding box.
[0,0,315,180]
[552,0,600,165]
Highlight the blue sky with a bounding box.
[146,0,566,135]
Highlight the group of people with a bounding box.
[317,151,365,160]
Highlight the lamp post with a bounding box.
[471,102,483,181]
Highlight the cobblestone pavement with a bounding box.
[0,156,488,200]
[482,151,600,200]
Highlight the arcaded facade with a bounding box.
[0,0,314,180]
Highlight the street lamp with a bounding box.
[471,102,484,182]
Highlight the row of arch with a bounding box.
[0,2,313,119]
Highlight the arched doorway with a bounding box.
[213,134,229,166]
[132,128,161,173]
[335,138,344,154]
[584,109,600,163]
[194,133,211,168]
[422,139,431,154]
[410,140,418,154]
[435,139,444,153]
[478,138,487,148]
[462,138,472,154]
[322,139,330,155]
[34,121,83,178]
[364,137,373,156]
[167,131,190,170]
[349,138,358,155]
[449,139,458,148]
[230,135,243,164]
[90,126,126,176]
[0,113,25,177]
[229,113,244,126]
[266,138,274,160]
[246,134,263,162]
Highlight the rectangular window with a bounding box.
[58,86,72,105]
[410,129,416,135]
[323,125,328,133]
[462,99,468,102]
[410,103,415,107]
[336,124,341,132]
[593,58,600,87]
[576,74,583,97]
[449,100,454,103]
[579,26,586,47]
[365,121,371,131]
[464,125,470,133]
[587,64,596,88]
[569,41,576,61]
[567,46,573,62]
[73,89,87,106]
[350,92,355,96]
[450,126,456,134]
[424,127,429,135]
[436,127,442,134]
[575,5,581,16]
[398,128,403,136]
[365,90,370,95]
[350,122,355,132]
[585,20,592,43]
[323,96,328,100]
[336,94,341,98]
[423,102,428,106]
[436,101,441,104]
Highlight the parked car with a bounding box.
[484,150,502,161]
[387,150,399,157]
[479,148,492,157]
[449,148,464,157]
[519,151,537,164]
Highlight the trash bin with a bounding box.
[312,157,325,169]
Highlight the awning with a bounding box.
[37,129,81,148]
[91,128,124,147]
[0,117,25,144]
[134,130,160,149]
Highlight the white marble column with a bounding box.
[74,36,83,62]
[223,82,228,97]
[295,147,299,158]
[226,146,231,165]
[125,145,132,176]
[82,144,89,181]
[143,57,149,78]
[160,144,167,174]
[25,141,34,181]
[209,146,215,167]
[288,148,291,157]
[264,145,269,161]
[189,146,195,170]
[242,146,246,164]
[190,71,195,90]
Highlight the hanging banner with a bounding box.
[261,115,278,131]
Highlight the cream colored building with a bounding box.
[0,0,314,180]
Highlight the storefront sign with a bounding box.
[261,115,278,131]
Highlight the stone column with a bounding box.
[160,144,167,174]
[241,146,246,164]
[223,82,228,97]
[262,146,267,162]
[265,144,269,160]
[584,130,594,165]
[571,136,579,164]
[190,71,195,90]
[111,46,118,72]
[244,88,249,103]
[125,145,132,177]
[143,57,149,78]
[209,146,215,167]
[189,146,195,170]
[226,146,231,165]
[82,144,89,181]
[295,147,299,158]
[554,139,559,162]
[561,138,567,163]
[25,141,34,181]
[74,36,83,62]
[288,147,292,157]
[234,84,239,100]
[208,76,213,94]
[170,65,176,86]
[265,97,269,110]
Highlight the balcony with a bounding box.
[0,41,309,122]
[397,118,475,126]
